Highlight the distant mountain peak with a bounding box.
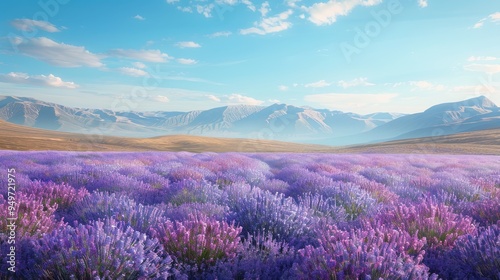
[471,95,497,108]
[425,95,497,113]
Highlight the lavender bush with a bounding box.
[0,151,499,278]
[292,224,433,280]
[0,193,65,242]
[439,225,500,279]
[150,213,241,274]
[37,218,171,279]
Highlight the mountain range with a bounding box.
[0,95,498,146]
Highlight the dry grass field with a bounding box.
[0,120,498,154]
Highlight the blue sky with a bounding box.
[0,0,499,114]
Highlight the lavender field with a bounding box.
[0,151,499,279]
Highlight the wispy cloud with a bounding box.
[109,49,171,62]
[302,0,382,26]
[304,93,398,113]
[132,62,146,69]
[206,94,221,102]
[175,41,201,48]
[464,63,500,74]
[0,72,78,88]
[278,85,289,91]
[164,76,224,86]
[473,12,500,29]
[177,58,198,65]
[223,93,264,105]
[418,0,428,8]
[468,56,498,62]
[338,77,375,88]
[208,31,232,38]
[242,0,256,11]
[11,19,60,32]
[305,80,331,88]
[117,67,149,77]
[408,80,446,91]
[133,15,145,20]
[151,95,169,103]
[12,37,103,67]
[240,9,293,35]
[259,1,270,17]
[205,93,263,105]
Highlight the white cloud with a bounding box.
[166,0,179,3]
[304,93,397,113]
[302,0,382,26]
[196,4,216,17]
[133,15,145,20]
[240,9,293,35]
[178,6,193,13]
[338,77,375,88]
[242,0,256,11]
[177,58,198,65]
[452,85,496,95]
[226,94,264,105]
[473,22,484,29]
[176,41,201,48]
[259,2,270,17]
[132,62,146,69]
[468,56,498,62]
[464,64,500,74]
[278,85,289,91]
[0,72,78,88]
[408,80,446,91]
[205,93,263,105]
[473,12,500,28]
[286,0,301,8]
[118,67,149,77]
[109,49,171,62]
[13,37,103,68]
[418,0,428,8]
[151,95,169,103]
[305,80,331,88]
[208,31,232,38]
[268,99,280,103]
[11,19,60,32]
[207,94,221,102]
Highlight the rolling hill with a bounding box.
[0,119,498,154]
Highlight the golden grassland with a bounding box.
[0,120,499,154]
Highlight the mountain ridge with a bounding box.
[0,95,402,142]
[0,95,498,146]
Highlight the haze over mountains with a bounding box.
[0,95,498,146]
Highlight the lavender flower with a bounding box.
[439,225,500,279]
[150,214,241,269]
[379,198,477,251]
[65,192,164,233]
[38,218,171,279]
[0,193,65,242]
[22,180,89,210]
[292,225,433,280]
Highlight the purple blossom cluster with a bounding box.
[150,213,241,277]
[293,224,433,279]
[0,192,65,242]
[37,218,171,279]
[0,151,499,278]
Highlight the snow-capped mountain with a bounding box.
[1,95,497,146]
[0,95,401,141]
